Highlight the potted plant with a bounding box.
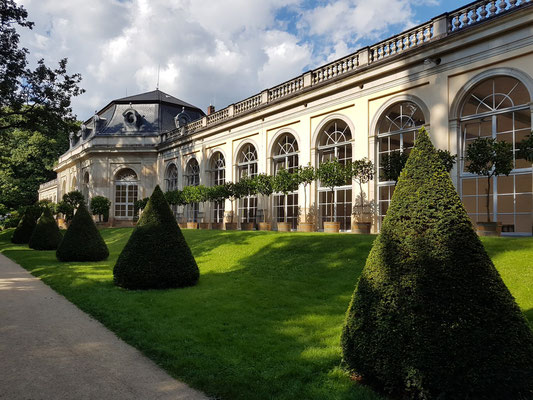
[196,185,210,229]
[350,158,374,234]
[296,164,316,232]
[207,184,230,230]
[165,189,187,228]
[273,168,298,232]
[90,196,111,227]
[238,176,257,231]
[182,185,200,229]
[316,159,349,233]
[224,182,239,230]
[254,174,274,230]
[465,137,513,236]
[56,190,85,227]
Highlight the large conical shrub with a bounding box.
[11,212,37,244]
[56,202,109,261]
[341,128,533,399]
[29,208,62,250]
[113,185,199,290]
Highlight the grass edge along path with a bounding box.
[1,228,532,400]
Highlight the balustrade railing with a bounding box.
[39,179,58,190]
[160,0,531,143]
[312,54,359,84]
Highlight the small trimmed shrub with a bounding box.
[341,128,533,399]
[90,196,111,222]
[11,212,37,244]
[56,203,109,261]
[29,208,62,250]
[113,185,199,290]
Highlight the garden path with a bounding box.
[0,253,207,400]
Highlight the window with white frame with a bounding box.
[317,119,352,230]
[210,152,226,223]
[376,101,425,224]
[165,163,179,218]
[114,168,138,218]
[237,143,258,223]
[273,133,299,229]
[184,159,200,222]
[459,76,532,234]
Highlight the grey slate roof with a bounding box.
[114,89,201,111]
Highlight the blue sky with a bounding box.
[17,0,472,118]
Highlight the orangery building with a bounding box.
[39,0,533,235]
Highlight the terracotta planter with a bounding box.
[199,222,210,229]
[95,221,111,230]
[178,223,188,229]
[258,222,271,231]
[211,222,223,230]
[352,221,371,234]
[57,218,67,229]
[476,221,501,237]
[277,222,291,232]
[324,221,341,233]
[225,222,238,230]
[241,222,255,231]
[298,222,314,232]
[186,222,198,229]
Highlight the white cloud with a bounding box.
[15,0,442,120]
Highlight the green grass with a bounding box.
[1,228,532,400]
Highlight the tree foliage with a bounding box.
[518,132,533,163]
[113,185,199,290]
[90,196,111,222]
[316,159,348,222]
[342,129,533,399]
[0,0,84,133]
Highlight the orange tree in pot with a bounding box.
[316,158,349,232]
[272,167,298,231]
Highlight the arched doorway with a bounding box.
[114,168,138,219]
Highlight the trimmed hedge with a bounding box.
[11,212,37,244]
[113,185,199,290]
[56,203,109,261]
[29,208,62,250]
[341,128,533,399]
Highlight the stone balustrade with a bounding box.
[39,179,58,190]
[160,0,531,143]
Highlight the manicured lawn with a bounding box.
[0,229,532,400]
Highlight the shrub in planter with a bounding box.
[113,185,199,290]
[57,190,85,223]
[11,211,37,244]
[56,203,109,261]
[90,196,111,222]
[341,128,533,399]
[29,208,62,250]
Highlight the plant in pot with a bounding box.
[165,189,187,228]
[90,196,111,225]
[273,168,298,232]
[254,173,274,231]
[182,185,200,229]
[237,175,257,230]
[350,158,374,234]
[465,136,513,236]
[57,190,85,226]
[196,185,210,229]
[316,159,349,233]
[207,184,230,230]
[296,163,316,232]
[224,182,239,230]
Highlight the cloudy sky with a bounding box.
[17,0,467,119]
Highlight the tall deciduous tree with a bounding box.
[0,0,84,133]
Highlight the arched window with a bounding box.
[165,164,178,192]
[237,143,258,223]
[71,176,77,192]
[114,168,138,218]
[377,101,425,223]
[459,76,531,234]
[184,159,200,222]
[273,133,299,229]
[317,119,352,230]
[62,180,66,197]
[210,152,226,223]
[82,171,89,204]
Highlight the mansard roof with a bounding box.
[114,89,201,110]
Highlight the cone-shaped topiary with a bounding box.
[11,212,37,244]
[56,202,109,261]
[341,128,533,399]
[113,185,199,290]
[29,208,62,250]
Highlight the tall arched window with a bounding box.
[165,163,179,218]
[377,101,425,223]
[114,168,138,218]
[184,159,200,222]
[210,152,226,223]
[237,143,258,223]
[71,176,77,192]
[317,119,352,230]
[273,133,299,229]
[459,76,531,234]
[82,171,89,204]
